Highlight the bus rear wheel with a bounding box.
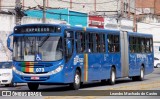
[132,66,144,81]
[137,66,144,81]
[108,67,116,85]
[70,70,81,90]
[27,83,39,91]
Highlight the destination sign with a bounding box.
[14,26,61,33]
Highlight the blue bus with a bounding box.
[7,24,154,90]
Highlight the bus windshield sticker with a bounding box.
[35,54,42,61]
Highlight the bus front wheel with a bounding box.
[27,83,39,91]
[70,70,81,90]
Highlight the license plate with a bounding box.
[31,76,39,80]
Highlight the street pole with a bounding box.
[128,0,130,18]
[43,0,46,23]
[133,0,137,32]
[117,0,124,30]
[0,0,1,11]
[70,0,72,9]
[94,0,96,12]
[15,0,21,25]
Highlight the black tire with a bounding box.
[5,84,10,87]
[70,70,81,90]
[27,83,39,91]
[132,76,138,81]
[108,67,116,85]
[132,66,144,81]
[137,66,144,81]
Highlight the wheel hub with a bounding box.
[75,74,80,85]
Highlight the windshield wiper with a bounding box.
[38,36,50,47]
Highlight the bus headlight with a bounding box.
[49,65,63,75]
[12,66,23,75]
[12,66,16,71]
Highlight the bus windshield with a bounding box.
[13,36,63,61]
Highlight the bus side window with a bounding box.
[76,32,81,53]
[133,37,136,53]
[146,38,150,53]
[88,33,93,53]
[129,36,135,53]
[100,34,106,52]
[93,34,97,53]
[96,34,101,52]
[108,34,112,52]
[140,38,145,53]
[76,31,86,53]
[108,34,119,53]
[114,35,120,52]
[150,38,153,52]
[81,32,85,52]
[137,37,141,53]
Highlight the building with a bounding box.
[25,9,88,26]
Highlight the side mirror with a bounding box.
[7,33,13,52]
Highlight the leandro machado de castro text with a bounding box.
[110,91,158,96]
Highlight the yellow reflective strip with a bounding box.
[29,62,34,73]
[83,27,86,31]
[86,54,88,81]
[84,54,88,82]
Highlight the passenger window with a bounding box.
[100,34,106,52]
[146,38,150,53]
[88,33,93,53]
[76,31,86,53]
[76,32,106,53]
[141,38,145,53]
[108,34,120,53]
[96,34,100,52]
[149,38,153,53]
[129,36,153,53]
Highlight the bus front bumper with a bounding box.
[12,66,67,84]
[13,71,66,84]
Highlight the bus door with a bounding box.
[120,31,129,77]
[64,30,75,71]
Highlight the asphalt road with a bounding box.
[0,68,160,99]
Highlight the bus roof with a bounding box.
[15,24,152,37]
[128,31,153,37]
